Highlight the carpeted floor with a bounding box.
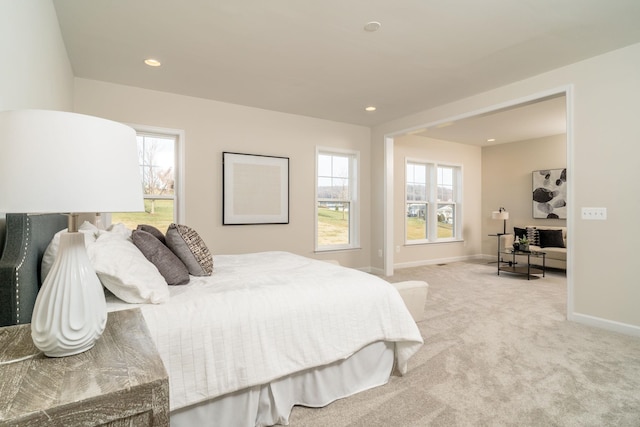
[288,261,640,426]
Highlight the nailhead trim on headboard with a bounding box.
[0,213,68,327]
[14,216,31,323]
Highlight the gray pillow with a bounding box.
[165,223,214,276]
[137,224,166,244]
[132,229,190,286]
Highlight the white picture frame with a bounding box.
[223,152,289,225]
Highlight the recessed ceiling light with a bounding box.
[487,138,496,142]
[365,106,377,112]
[144,58,162,67]
[364,21,381,32]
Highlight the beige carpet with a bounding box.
[288,261,640,426]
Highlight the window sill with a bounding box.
[404,239,464,246]
[315,246,362,254]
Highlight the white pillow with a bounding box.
[88,231,169,304]
[41,222,169,304]
[106,222,132,238]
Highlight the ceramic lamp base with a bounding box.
[31,232,107,357]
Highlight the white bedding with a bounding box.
[106,251,423,411]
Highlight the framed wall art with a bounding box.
[223,152,289,225]
[532,168,567,219]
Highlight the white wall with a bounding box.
[74,79,372,268]
[372,42,640,334]
[0,0,74,252]
[393,135,482,267]
[0,0,74,112]
[482,134,567,256]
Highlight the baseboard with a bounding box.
[569,312,640,338]
[394,254,485,270]
[368,266,384,275]
[367,254,503,276]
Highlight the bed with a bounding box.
[0,213,423,427]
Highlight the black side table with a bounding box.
[488,233,506,265]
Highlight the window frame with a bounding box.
[405,162,431,241]
[105,124,185,226]
[405,158,462,245]
[315,147,360,252]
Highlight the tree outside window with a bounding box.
[112,133,177,231]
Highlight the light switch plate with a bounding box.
[581,207,607,220]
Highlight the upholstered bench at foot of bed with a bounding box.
[393,281,429,322]
[319,260,428,323]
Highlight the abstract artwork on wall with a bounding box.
[223,152,289,225]
[532,168,567,219]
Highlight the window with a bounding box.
[406,160,461,243]
[316,148,359,251]
[436,166,456,239]
[406,163,429,240]
[111,131,179,230]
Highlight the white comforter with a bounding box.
[107,251,423,411]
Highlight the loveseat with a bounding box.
[501,225,567,270]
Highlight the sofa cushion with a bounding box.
[530,245,566,262]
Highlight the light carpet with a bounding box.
[288,261,640,426]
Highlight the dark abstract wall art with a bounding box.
[532,168,567,219]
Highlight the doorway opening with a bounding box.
[383,87,573,316]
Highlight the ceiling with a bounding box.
[53,0,640,138]
[405,94,567,146]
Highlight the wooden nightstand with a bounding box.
[0,308,169,426]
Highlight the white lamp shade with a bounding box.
[0,109,144,213]
[0,109,143,357]
[492,211,509,220]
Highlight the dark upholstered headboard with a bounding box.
[0,216,6,260]
[0,213,68,326]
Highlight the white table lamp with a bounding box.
[0,110,144,357]
[491,207,509,234]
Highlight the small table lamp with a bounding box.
[0,110,143,357]
[491,207,509,234]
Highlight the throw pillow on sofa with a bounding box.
[538,229,565,248]
[514,227,528,240]
[526,227,540,246]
